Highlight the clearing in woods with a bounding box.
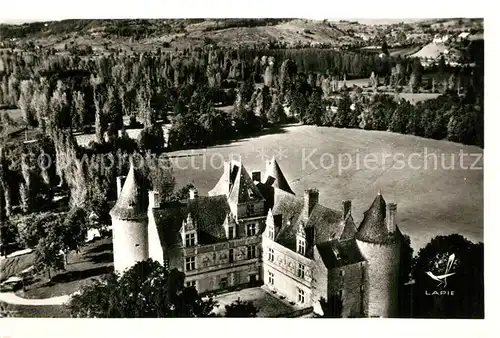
[167,125,483,251]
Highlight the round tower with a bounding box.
[355,193,400,318]
[110,163,149,275]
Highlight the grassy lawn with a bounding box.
[1,301,70,318]
[168,125,483,251]
[0,252,34,282]
[18,238,113,299]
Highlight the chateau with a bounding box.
[110,157,403,318]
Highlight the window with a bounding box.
[339,270,344,277]
[246,203,255,216]
[246,223,256,236]
[268,271,274,285]
[185,233,196,247]
[247,245,256,259]
[186,280,196,288]
[298,263,305,279]
[298,239,305,255]
[249,274,258,283]
[228,226,235,240]
[229,249,234,263]
[220,277,228,289]
[185,257,196,271]
[268,227,274,239]
[298,288,305,304]
[268,248,274,262]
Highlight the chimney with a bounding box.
[304,189,319,217]
[252,171,261,183]
[189,187,198,200]
[342,200,351,220]
[265,175,276,186]
[386,203,397,233]
[116,175,126,198]
[149,190,160,209]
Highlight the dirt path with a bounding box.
[0,292,71,306]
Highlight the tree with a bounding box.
[18,80,37,127]
[224,298,259,317]
[67,259,217,318]
[138,123,165,153]
[90,74,105,144]
[333,91,351,127]
[60,207,88,264]
[412,234,483,318]
[71,91,85,132]
[389,100,411,133]
[148,159,176,202]
[266,93,286,124]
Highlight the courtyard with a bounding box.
[211,286,312,317]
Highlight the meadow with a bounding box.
[168,125,483,252]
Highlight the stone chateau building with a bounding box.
[110,157,403,318]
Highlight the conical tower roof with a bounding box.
[110,162,147,220]
[355,192,390,244]
[228,164,265,205]
[265,157,294,195]
[340,214,358,240]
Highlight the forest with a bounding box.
[0,40,483,268]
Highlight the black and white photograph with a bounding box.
[0,2,491,333]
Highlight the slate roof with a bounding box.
[272,192,345,257]
[315,238,365,269]
[264,157,295,195]
[355,193,398,244]
[228,164,265,205]
[340,214,358,240]
[110,164,148,220]
[152,195,231,249]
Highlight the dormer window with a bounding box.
[228,225,235,240]
[297,239,305,255]
[246,203,255,216]
[181,213,197,247]
[268,227,274,240]
[185,232,196,247]
[246,223,256,236]
[296,222,307,256]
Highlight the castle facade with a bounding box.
[110,157,402,318]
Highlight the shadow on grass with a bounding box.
[167,125,289,153]
[49,266,113,285]
[85,242,113,254]
[88,252,113,264]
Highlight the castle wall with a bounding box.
[328,263,365,318]
[235,200,265,220]
[166,235,263,294]
[262,237,313,306]
[310,247,329,307]
[147,211,163,264]
[112,217,149,274]
[355,239,400,318]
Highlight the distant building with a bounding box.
[458,32,471,40]
[111,158,404,318]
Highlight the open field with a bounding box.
[168,125,483,252]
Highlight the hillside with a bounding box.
[0,19,359,51]
[168,125,483,251]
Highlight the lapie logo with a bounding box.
[425,253,456,296]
